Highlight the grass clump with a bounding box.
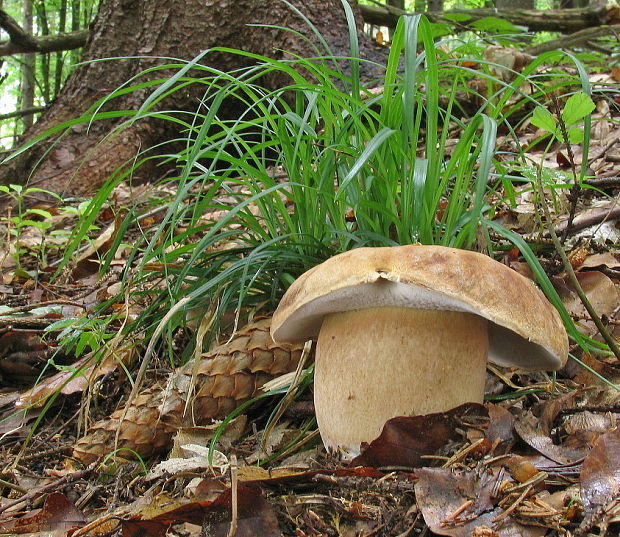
[6,7,604,365]
[100,13,502,348]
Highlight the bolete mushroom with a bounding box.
[270,245,568,457]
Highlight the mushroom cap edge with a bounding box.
[270,245,569,370]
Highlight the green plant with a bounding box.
[0,184,62,274]
[86,11,501,350]
[531,91,595,146]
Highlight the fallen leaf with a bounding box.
[572,353,620,386]
[580,427,620,518]
[121,485,282,537]
[580,252,620,270]
[515,392,594,465]
[485,404,517,454]
[16,347,132,409]
[415,467,545,537]
[0,492,86,534]
[351,403,488,468]
[146,444,229,480]
[560,270,619,320]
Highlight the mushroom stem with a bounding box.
[314,306,489,457]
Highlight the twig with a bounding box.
[584,176,620,189]
[227,454,238,537]
[0,9,39,50]
[525,24,620,56]
[555,205,620,234]
[559,404,620,415]
[0,464,94,514]
[441,438,486,468]
[0,106,46,121]
[0,478,27,494]
[494,484,533,523]
[440,500,475,526]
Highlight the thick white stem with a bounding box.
[314,306,489,457]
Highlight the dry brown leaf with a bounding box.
[573,354,620,386]
[350,403,488,468]
[514,392,594,465]
[0,492,85,535]
[415,466,545,537]
[580,427,620,519]
[559,270,619,321]
[483,46,533,81]
[580,252,620,270]
[17,348,132,409]
[485,403,517,454]
[120,485,282,537]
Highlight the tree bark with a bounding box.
[54,0,68,97]
[359,4,620,32]
[2,0,381,196]
[20,1,35,132]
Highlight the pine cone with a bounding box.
[72,318,305,463]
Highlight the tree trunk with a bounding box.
[70,0,81,68]
[53,0,67,97]
[2,0,380,196]
[34,1,51,103]
[428,0,444,12]
[20,0,35,133]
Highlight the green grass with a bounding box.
[108,13,502,347]
[4,7,610,374]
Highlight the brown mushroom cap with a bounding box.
[271,245,569,370]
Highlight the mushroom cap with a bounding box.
[271,245,569,370]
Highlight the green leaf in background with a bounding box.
[531,106,557,133]
[567,126,585,144]
[441,13,473,22]
[471,17,518,33]
[562,92,596,126]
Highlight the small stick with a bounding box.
[493,484,532,523]
[555,205,620,234]
[0,464,94,514]
[440,500,474,526]
[0,299,87,316]
[441,438,486,468]
[227,454,238,537]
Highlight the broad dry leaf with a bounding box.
[0,492,85,535]
[580,427,620,518]
[515,392,594,465]
[120,485,282,537]
[415,466,545,537]
[351,403,487,468]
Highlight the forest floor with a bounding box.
[1,65,620,537]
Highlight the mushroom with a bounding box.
[270,245,568,457]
